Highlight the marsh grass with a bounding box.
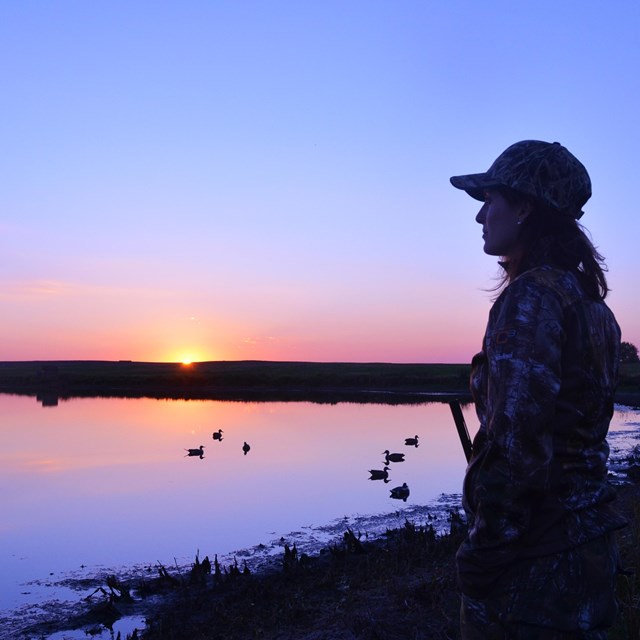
[138,518,465,640]
[102,480,636,640]
[118,481,640,640]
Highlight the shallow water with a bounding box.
[1,395,638,639]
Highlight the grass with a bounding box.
[68,479,640,640]
[97,519,467,640]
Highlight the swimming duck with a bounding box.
[390,482,410,502]
[383,450,405,463]
[368,466,390,482]
[404,435,419,447]
[212,429,223,441]
[242,441,251,455]
[185,445,205,457]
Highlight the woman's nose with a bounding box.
[475,206,486,224]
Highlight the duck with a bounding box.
[242,441,251,455]
[404,435,419,447]
[368,466,390,482]
[390,482,410,502]
[382,450,405,463]
[185,445,205,457]
[212,429,223,441]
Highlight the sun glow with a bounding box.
[177,352,200,366]
[164,348,206,365]
[162,344,222,365]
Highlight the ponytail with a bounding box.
[496,188,610,300]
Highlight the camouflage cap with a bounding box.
[450,140,591,219]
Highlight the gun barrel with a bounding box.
[449,400,473,463]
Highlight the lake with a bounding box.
[1,394,638,639]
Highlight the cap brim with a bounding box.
[450,173,500,201]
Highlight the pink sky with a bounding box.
[1,2,638,364]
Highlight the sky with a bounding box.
[1,0,639,364]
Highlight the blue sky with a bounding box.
[1,1,639,363]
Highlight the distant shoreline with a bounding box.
[0,359,638,407]
[0,360,473,405]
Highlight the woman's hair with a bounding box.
[496,186,610,300]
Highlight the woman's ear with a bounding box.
[517,201,533,225]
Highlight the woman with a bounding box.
[450,140,627,639]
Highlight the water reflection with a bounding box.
[0,395,471,632]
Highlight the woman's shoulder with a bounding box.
[506,266,583,302]
[491,267,587,323]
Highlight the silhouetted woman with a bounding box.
[450,140,626,639]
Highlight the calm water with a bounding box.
[1,394,638,639]
[1,395,472,632]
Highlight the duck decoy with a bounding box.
[383,450,405,463]
[404,435,419,447]
[212,429,223,441]
[185,445,205,458]
[390,482,410,502]
[368,466,390,482]
[242,441,251,455]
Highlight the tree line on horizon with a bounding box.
[621,341,639,364]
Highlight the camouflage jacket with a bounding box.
[457,266,627,596]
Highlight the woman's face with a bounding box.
[475,190,526,257]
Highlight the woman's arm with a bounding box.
[458,274,565,592]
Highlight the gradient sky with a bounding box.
[1,1,639,364]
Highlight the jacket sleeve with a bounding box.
[457,276,565,593]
